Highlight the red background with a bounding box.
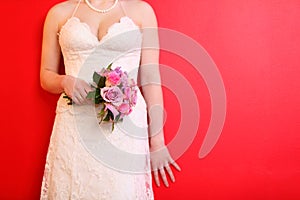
[1,0,300,199]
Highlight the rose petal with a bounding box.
[105,103,119,119]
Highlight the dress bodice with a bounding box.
[56,15,143,113]
[58,16,142,79]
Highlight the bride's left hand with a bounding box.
[150,145,181,187]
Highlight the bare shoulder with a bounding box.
[45,0,78,23]
[122,0,157,27]
[122,0,155,14]
[134,1,154,11]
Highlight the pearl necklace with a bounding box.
[84,0,119,13]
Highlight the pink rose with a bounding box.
[101,86,123,106]
[114,66,122,75]
[130,89,137,105]
[124,87,131,100]
[104,103,119,119]
[118,103,131,114]
[123,86,137,106]
[107,71,121,85]
[120,72,129,87]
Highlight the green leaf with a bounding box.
[95,88,103,104]
[103,109,114,121]
[108,109,114,120]
[93,72,101,84]
[115,113,121,121]
[99,108,106,116]
[103,113,109,121]
[86,90,96,99]
[97,106,106,122]
[111,122,115,132]
[98,76,106,88]
[107,63,112,70]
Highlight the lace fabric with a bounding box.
[40,12,154,200]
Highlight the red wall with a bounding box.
[0,0,300,199]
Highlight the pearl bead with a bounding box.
[84,0,119,13]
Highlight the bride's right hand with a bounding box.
[61,75,93,105]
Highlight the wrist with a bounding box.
[149,137,165,150]
[60,75,68,92]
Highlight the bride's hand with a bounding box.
[61,75,93,105]
[150,145,181,187]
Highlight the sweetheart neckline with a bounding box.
[58,16,141,44]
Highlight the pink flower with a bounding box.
[104,103,119,119]
[124,87,131,100]
[107,71,121,85]
[130,89,137,105]
[114,66,122,75]
[123,87,136,104]
[101,86,123,106]
[118,103,131,114]
[120,72,129,86]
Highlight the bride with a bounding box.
[40,0,180,199]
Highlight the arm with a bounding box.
[139,4,164,149]
[40,6,65,94]
[139,1,181,187]
[40,4,91,104]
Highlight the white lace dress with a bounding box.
[40,11,154,200]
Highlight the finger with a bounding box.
[153,169,160,187]
[80,87,91,104]
[72,96,80,105]
[76,95,85,105]
[159,168,169,187]
[84,84,93,93]
[165,164,175,182]
[171,161,181,171]
[83,88,93,103]
[76,87,89,103]
[80,94,88,104]
[74,95,84,105]
[78,88,88,99]
[79,79,92,92]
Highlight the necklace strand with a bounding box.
[84,0,119,13]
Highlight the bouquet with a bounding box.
[59,63,137,131]
[88,63,138,131]
[64,63,138,131]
